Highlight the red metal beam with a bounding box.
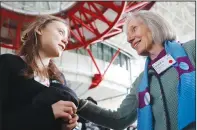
[104,1,156,39]
[81,7,111,26]
[67,1,126,50]
[89,2,113,26]
[69,2,108,31]
[0,43,15,49]
[71,15,98,35]
[88,48,121,89]
[87,2,157,89]
[0,37,12,43]
[86,48,101,75]
[94,1,120,11]
[0,2,126,51]
[102,27,122,40]
[1,8,34,22]
[0,2,156,91]
[15,22,22,49]
[70,30,84,44]
[2,23,17,29]
[103,48,120,77]
[63,2,85,17]
[71,17,86,44]
[0,2,155,51]
[125,2,150,13]
[80,11,100,36]
[141,2,156,10]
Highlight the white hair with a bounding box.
[123,10,176,44]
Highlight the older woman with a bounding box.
[77,11,196,130]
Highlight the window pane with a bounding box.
[126,58,130,71]
[112,49,120,66]
[68,49,77,53]
[90,44,98,59]
[103,45,111,62]
[97,43,103,60]
[120,54,128,70]
[78,48,87,55]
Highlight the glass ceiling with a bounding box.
[1,2,76,15]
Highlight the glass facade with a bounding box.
[68,42,130,70]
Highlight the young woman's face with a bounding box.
[126,17,153,56]
[37,20,69,58]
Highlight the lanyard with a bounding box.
[149,71,171,130]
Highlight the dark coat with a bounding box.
[0,54,78,130]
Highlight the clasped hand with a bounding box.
[52,100,79,130]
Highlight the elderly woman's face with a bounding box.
[126,17,153,56]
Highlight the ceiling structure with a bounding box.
[0,2,154,102]
[0,2,195,108]
[1,2,76,15]
[0,1,195,61]
[105,2,195,59]
[0,1,154,50]
[150,2,195,42]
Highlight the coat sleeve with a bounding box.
[77,77,142,130]
[0,54,61,130]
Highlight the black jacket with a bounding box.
[0,54,78,130]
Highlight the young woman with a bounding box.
[0,15,78,130]
[77,11,196,130]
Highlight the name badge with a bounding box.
[152,54,176,74]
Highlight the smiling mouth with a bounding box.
[133,40,141,48]
[58,44,65,50]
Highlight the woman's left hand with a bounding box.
[62,114,79,130]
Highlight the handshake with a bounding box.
[32,81,88,130]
